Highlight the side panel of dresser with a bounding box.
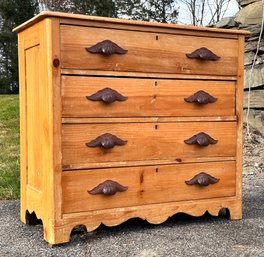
[233,35,245,220]
[18,18,62,244]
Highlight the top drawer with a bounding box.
[61,25,238,76]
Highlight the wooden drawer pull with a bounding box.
[184,132,218,147]
[86,133,127,149]
[184,90,217,104]
[86,40,128,56]
[86,87,128,104]
[88,180,128,196]
[185,172,220,186]
[186,47,220,61]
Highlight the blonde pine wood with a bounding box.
[59,18,240,39]
[18,19,56,242]
[13,11,250,35]
[62,122,237,169]
[62,162,236,213]
[62,76,236,117]
[62,157,236,170]
[62,116,238,124]
[61,68,238,81]
[61,25,238,76]
[16,12,246,245]
[234,35,245,218]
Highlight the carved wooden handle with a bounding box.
[185,172,220,186]
[86,40,128,56]
[184,90,217,104]
[186,47,220,61]
[88,180,128,196]
[86,87,128,104]
[184,132,218,147]
[86,133,127,149]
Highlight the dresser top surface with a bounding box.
[13,11,250,35]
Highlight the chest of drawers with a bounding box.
[14,11,249,245]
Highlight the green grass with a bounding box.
[0,95,20,199]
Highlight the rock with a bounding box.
[256,54,264,64]
[215,17,237,28]
[246,36,262,41]
[244,63,264,89]
[243,109,264,135]
[235,1,264,25]
[245,40,264,52]
[241,24,262,37]
[244,51,255,65]
[244,90,264,108]
[237,0,262,7]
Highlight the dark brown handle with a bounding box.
[185,172,220,186]
[186,47,220,61]
[184,132,218,147]
[86,40,128,56]
[86,87,128,104]
[184,90,217,104]
[86,133,127,149]
[88,180,128,196]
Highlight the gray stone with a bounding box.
[256,54,264,64]
[235,1,264,25]
[242,24,261,37]
[244,51,255,65]
[215,17,237,28]
[244,90,264,108]
[243,109,264,135]
[246,36,262,41]
[245,40,264,52]
[237,0,262,7]
[244,63,264,89]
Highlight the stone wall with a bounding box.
[214,0,264,133]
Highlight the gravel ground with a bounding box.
[0,127,263,257]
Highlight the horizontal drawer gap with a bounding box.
[62,158,236,171]
[60,23,239,39]
[62,116,238,124]
[61,69,237,81]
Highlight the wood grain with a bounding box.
[25,45,43,191]
[18,31,27,223]
[234,35,245,220]
[62,76,236,117]
[15,12,246,245]
[62,157,236,170]
[62,161,236,213]
[61,25,238,76]
[62,116,238,124]
[13,11,250,35]
[59,18,239,39]
[61,69,237,81]
[62,122,237,168]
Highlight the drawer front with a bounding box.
[62,76,236,117]
[62,122,236,169]
[62,161,236,213]
[61,25,238,76]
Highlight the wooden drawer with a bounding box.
[62,76,236,117]
[62,161,236,213]
[61,25,238,76]
[62,122,236,169]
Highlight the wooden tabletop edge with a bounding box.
[13,11,251,35]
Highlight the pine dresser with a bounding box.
[14,11,250,245]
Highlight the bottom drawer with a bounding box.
[62,161,236,214]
